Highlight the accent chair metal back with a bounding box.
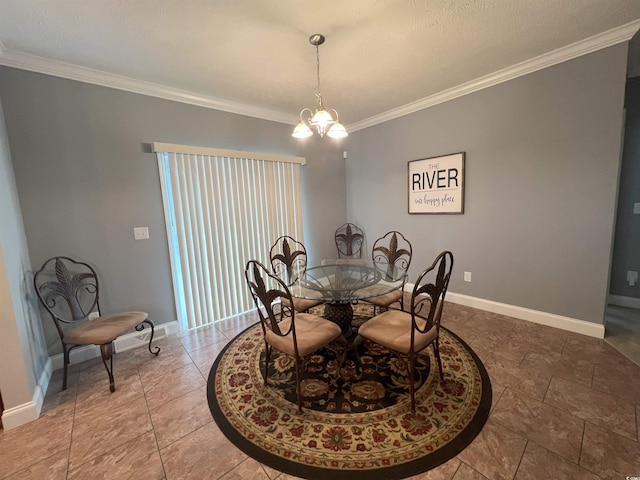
[34,256,101,339]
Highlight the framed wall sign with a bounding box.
[408,152,465,214]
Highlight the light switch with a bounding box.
[133,227,149,240]
[634,203,640,214]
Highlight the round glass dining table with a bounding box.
[286,259,407,336]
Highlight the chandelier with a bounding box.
[292,34,348,139]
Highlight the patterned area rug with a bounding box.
[207,304,491,480]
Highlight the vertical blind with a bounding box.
[154,143,305,330]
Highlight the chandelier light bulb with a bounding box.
[327,122,348,139]
[292,121,313,138]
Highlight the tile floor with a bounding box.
[604,304,640,366]
[1,302,640,480]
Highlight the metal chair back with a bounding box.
[372,230,412,281]
[33,256,100,341]
[410,251,454,340]
[270,235,308,286]
[335,222,364,258]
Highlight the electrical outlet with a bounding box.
[88,311,100,320]
[133,227,149,240]
[634,203,640,214]
[464,271,472,282]
[627,271,638,286]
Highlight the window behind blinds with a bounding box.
[154,143,305,330]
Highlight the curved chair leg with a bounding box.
[100,342,116,393]
[433,339,444,381]
[294,356,303,414]
[408,353,416,412]
[62,344,71,391]
[264,343,272,385]
[135,319,160,355]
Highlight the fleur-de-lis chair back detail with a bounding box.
[270,235,308,286]
[34,256,160,393]
[356,251,454,412]
[366,230,413,313]
[269,236,323,313]
[335,222,364,259]
[245,259,345,413]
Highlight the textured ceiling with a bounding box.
[0,0,639,130]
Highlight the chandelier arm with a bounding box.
[299,107,314,122]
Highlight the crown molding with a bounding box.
[0,19,638,131]
[349,19,640,132]
[0,49,298,125]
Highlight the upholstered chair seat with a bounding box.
[63,311,148,345]
[363,289,403,310]
[264,313,342,357]
[358,310,437,354]
[281,297,323,314]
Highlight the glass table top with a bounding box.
[285,259,406,303]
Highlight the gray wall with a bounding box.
[611,75,640,298]
[346,44,628,325]
[0,67,346,352]
[0,97,48,415]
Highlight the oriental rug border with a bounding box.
[207,311,491,480]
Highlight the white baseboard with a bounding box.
[445,291,605,338]
[1,361,49,430]
[403,284,604,338]
[49,320,179,371]
[37,357,52,403]
[115,320,180,352]
[2,400,39,430]
[608,294,640,310]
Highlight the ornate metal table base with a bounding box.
[323,302,354,336]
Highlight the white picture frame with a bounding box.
[408,152,465,214]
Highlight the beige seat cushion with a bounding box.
[358,310,437,354]
[282,297,323,313]
[363,288,403,308]
[265,313,342,357]
[64,311,148,345]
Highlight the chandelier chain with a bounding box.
[315,44,322,106]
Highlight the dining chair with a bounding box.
[363,230,412,314]
[270,235,323,312]
[356,251,453,411]
[245,260,345,413]
[33,256,160,393]
[334,222,364,259]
